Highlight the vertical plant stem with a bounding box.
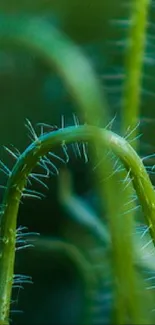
[122,0,150,147]
[0,14,152,325]
[119,2,150,322]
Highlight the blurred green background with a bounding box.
[0,1,155,324]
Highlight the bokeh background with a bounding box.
[0,1,155,324]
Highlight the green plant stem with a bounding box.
[120,2,150,321]
[0,125,155,323]
[122,0,150,145]
[0,15,151,324]
[0,15,121,324]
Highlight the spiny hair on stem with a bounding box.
[15,225,40,252]
[10,273,33,319]
[1,115,155,323]
[0,115,154,229]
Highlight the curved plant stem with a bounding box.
[0,16,113,324]
[0,15,152,325]
[0,15,120,325]
[0,125,155,323]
